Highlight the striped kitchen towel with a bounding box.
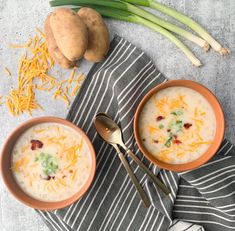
[37,36,235,231]
[168,220,205,230]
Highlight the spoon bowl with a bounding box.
[94,114,123,145]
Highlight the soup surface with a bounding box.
[11,122,91,202]
[139,86,216,164]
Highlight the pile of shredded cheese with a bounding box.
[150,95,212,162]
[3,29,85,116]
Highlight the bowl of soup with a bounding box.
[0,117,96,210]
[134,80,225,172]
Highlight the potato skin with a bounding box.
[78,7,110,62]
[44,14,76,69]
[50,8,88,61]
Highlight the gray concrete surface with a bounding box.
[0,0,234,230]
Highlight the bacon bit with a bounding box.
[62,175,66,179]
[156,116,164,121]
[30,139,43,150]
[153,139,159,143]
[184,123,192,129]
[167,129,171,132]
[69,170,73,174]
[41,175,55,181]
[173,139,182,145]
[173,135,178,139]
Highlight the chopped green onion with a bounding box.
[176,129,182,133]
[176,120,182,124]
[159,124,164,129]
[36,152,58,176]
[171,110,183,116]
[165,137,172,147]
[168,120,174,129]
[175,121,183,131]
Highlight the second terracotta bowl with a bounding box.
[134,80,225,172]
[0,117,96,210]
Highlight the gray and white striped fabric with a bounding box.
[168,220,205,231]
[37,36,235,231]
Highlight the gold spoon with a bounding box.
[94,114,151,207]
[94,113,171,195]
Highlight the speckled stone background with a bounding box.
[0,0,234,230]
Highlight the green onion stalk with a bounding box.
[123,0,230,55]
[73,5,202,66]
[50,0,209,51]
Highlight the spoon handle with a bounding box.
[112,144,151,207]
[126,149,171,195]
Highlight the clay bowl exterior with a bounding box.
[0,117,96,210]
[134,80,225,172]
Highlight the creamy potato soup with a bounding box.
[139,87,216,164]
[11,123,91,202]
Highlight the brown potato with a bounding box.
[78,7,110,62]
[44,14,76,69]
[50,8,88,61]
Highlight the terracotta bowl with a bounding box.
[134,80,225,172]
[0,117,96,210]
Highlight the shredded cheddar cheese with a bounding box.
[192,118,204,125]
[170,95,188,110]
[148,126,159,134]
[155,95,189,117]
[11,157,29,172]
[194,107,198,117]
[71,169,77,181]
[64,143,80,169]
[76,139,83,151]
[58,178,67,187]
[21,144,30,153]
[34,129,46,133]
[4,29,85,116]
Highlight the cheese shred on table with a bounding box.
[4,29,85,116]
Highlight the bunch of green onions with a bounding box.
[49,0,230,67]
